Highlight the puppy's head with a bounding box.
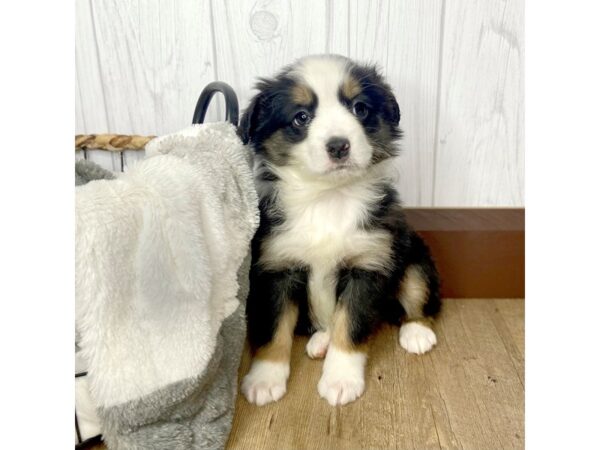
[239,55,401,178]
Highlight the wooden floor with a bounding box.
[227,299,524,450]
[91,299,524,450]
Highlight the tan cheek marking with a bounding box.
[262,130,290,165]
[255,303,299,362]
[398,266,429,319]
[330,306,367,353]
[342,74,362,99]
[291,83,314,105]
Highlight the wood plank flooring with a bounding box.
[227,299,524,450]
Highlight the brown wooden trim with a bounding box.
[404,208,524,298]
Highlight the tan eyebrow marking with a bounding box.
[341,74,362,99]
[291,83,315,105]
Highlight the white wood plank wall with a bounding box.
[75,0,523,206]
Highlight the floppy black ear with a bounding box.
[380,82,400,125]
[238,94,261,145]
[238,78,277,145]
[389,94,400,125]
[353,64,401,126]
[372,65,401,125]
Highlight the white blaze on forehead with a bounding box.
[292,55,350,104]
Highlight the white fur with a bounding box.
[318,346,366,406]
[260,166,393,328]
[241,360,290,406]
[307,265,338,330]
[290,55,374,176]
[399,322,437,354]
[306,330,330,359]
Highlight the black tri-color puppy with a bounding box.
[238,55,441,406]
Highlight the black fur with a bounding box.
[246,265,309,349]
[336,268,389,344]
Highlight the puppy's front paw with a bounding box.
[306,330,330,359]
[399,322,437,354]
[318,373,365,406]
[317,346,366,406]
[241,360,289,406]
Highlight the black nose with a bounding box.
[326,137,350,160]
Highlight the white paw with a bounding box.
[241,360,289,406]
[306,330,330,359]
[317,346,366,406]
[318,373,365,406]
[399,322,437,354]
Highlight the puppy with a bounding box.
[239,55,441,406]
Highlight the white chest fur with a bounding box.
[259,170,393,329]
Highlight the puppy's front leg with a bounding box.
[317,269,385,406]
[242,268,305,406]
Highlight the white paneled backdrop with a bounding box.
[76,0,523,207]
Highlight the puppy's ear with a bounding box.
[379,82,400,125]
[238,94,261,145]
[238,78,274,145]
[372,66,401,125]
[353,64,401,126]
[388,93,400,125]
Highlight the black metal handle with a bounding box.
[192,81,239,126]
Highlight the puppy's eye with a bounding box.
[352,101,369,119]
[293,111,311,127]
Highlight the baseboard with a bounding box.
[404,208,525,299]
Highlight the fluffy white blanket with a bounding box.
[75,123,258,449]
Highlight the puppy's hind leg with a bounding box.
[398,233,441,355]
